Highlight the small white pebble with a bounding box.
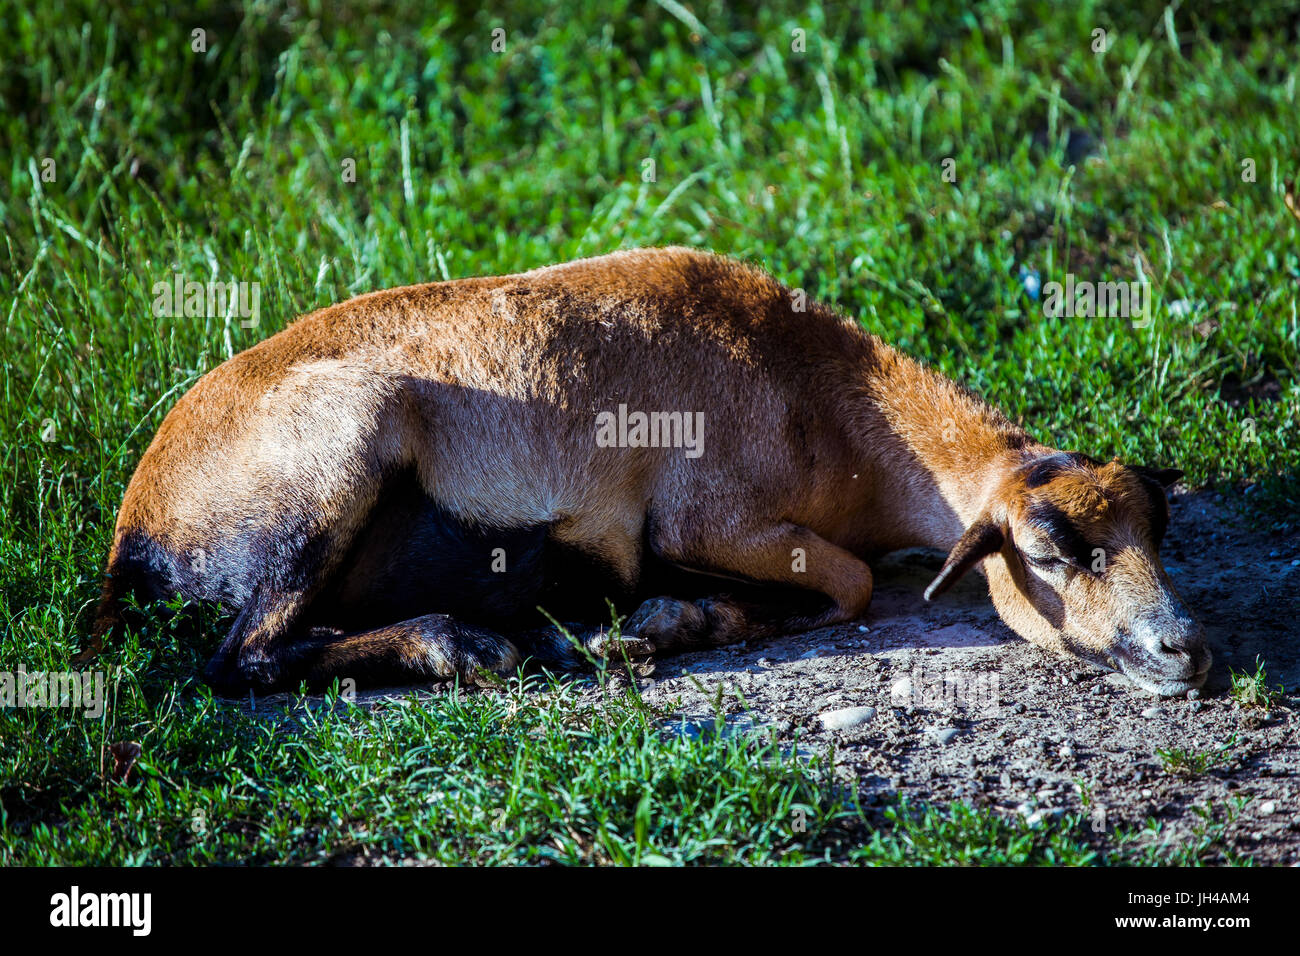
[890,676,914,704]
[818,706,877,731]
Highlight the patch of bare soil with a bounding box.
[605,490,1300,863]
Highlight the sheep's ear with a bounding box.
[924,520,1005,601]
[1131,465,1183,489]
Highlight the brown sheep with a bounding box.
[92,247,1210,697]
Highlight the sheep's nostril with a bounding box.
[1138,621,1207,665]
[1157,627,1205,656]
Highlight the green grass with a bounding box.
[1228,656,1287,712]
[0,635,1214,866]
[1156,735,1236,777]
[0,658,1091,865]
[2,0,1297,864]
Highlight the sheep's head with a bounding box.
[926,452,1210,696]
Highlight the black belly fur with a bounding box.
[312,470,630,631]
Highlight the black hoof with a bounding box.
[202,653,280,697]
[202,654,245,697]
[625,596,708,648]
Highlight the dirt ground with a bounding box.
[587,489,1300,863]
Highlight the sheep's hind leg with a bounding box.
[270,613,523,692]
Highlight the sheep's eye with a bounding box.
[1025,552,1067,571]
